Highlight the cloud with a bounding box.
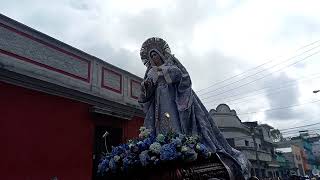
[1,0,320,132]
[264,73,301,120]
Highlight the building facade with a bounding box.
[210,104,279,179]
[275,151,291,179]
[276,133,320,177]
[0,14,144,179]
[276,145,305,176]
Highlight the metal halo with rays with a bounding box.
[140,37,171,66]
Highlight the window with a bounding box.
[245,140,249,146]
[259,144,261,149]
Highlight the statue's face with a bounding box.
[150,51,163,67]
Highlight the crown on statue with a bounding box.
[140,37,171,66]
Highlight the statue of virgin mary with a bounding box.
[138,37,250,178]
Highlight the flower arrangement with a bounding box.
[97,127,212,176]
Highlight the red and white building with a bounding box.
[0,14,144,179]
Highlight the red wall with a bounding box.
[0,82,94,179]
[124,116,144,141]
[0,82,144,179]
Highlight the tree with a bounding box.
[270,129,284,142]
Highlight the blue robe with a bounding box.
[139,62,249,178]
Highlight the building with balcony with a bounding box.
[275,151,291,179]
[276,145,305,176]
[276,134,319,176]
[210,104,279,179]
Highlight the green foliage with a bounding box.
[270,129,284,142]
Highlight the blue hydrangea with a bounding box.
[113,155,121,162]
[122,157,131,171]
[183,148,198,162]
[196,143,206,152]
[156,134,165,143]
[111,145,127,156]
[97,127,214,175]
[181,145,189,153]
[178,134,186,141]
[119,152,127,159]
[187,143,196,149]
[149,142,162,154]
[186,136,199,144]
[196,143,211,158]
[172,137,182,147]
[143,137,153,147]
[139,126,151,139]
[122,153,137,170]
[139,150,150,166]
[97,158,109,174]
[121,144,129,150]
[128,143,135,149]
[130,144,140,153]
[160,143,178,161]
[109,158,117,171]
[137,141,148,151]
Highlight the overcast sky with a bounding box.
[2,0,320,135]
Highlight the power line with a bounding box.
[236,99,320,116]
[281,129,320,136]
[205,86,320,110]
[219,126,320,140]
[205,73,320,103]
[296,39,320,51]
[196,39,320,94]
[281,126,320,134]
[203,73,320,105]
[279,122,320,132]
[196,60,273,93]
[199,43,320,98]
[201,49,320,101]
[282,129,320,135]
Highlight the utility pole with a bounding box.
[251,127,261,178]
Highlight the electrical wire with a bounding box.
[196,40,320,95]
[201,49,320,101]
[236,99,320,116]
[203,73,320,105]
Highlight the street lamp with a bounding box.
[313,90,320,94]
[102,130,110,153]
